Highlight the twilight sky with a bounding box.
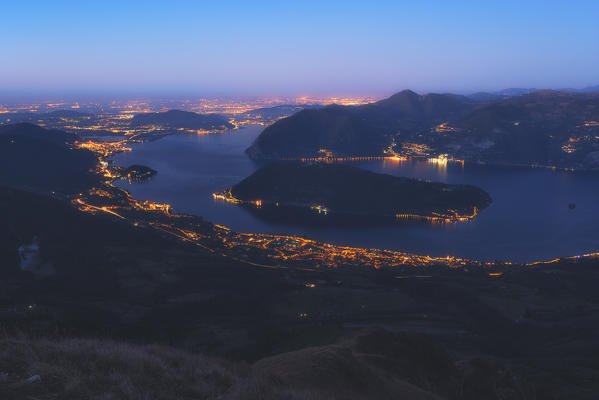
[1,0,598,96]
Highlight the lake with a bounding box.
[113,125,599,262]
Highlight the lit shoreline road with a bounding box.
[72,181,599,273]
[68,135,598,272]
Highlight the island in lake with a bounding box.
[215,162,492,223]
[113,165,157,182]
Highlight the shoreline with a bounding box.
[72,179,599,270]
[212,189,482,224]
[68,135,599,268]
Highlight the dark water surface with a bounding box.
[113,125,599,262]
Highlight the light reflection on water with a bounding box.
[113,125,599,262]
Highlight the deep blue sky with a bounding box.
[1,0,598,96]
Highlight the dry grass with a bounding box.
[224,345,442,400]
[0,333,442,400]
[0,330,532,400]
[0,335,241,400]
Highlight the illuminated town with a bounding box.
[213,181,478,224]
[0,95,379,133]
[3,1,599,397]
[73,177,599,272]
[74,182,485,271]
[22,98,580,275]
[2,96,597,273]
[66,136,598,274]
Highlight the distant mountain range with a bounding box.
[2,93,599,400]
[247,89,599,170]
[130,109,234,130]
[247,90,478,159]
[435,90,599,167]
[468,85,599,102]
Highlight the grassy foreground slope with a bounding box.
[3,187,599,398]
[2,330,529,400]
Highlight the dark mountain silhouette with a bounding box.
[582,84,599,92]
[370,90,475,119]
[437,91,599,165]
[556,84,599,93]
[2,185,599,398]
[130,109,233,130]
[247,89,599,169]
[246,90,477,159]
[0,110,93,123]
[468,85,599,102]
[0,123,98,193]
[467,92,507,102]
[492,88,537,97]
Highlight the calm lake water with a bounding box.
[113,125,599,262]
